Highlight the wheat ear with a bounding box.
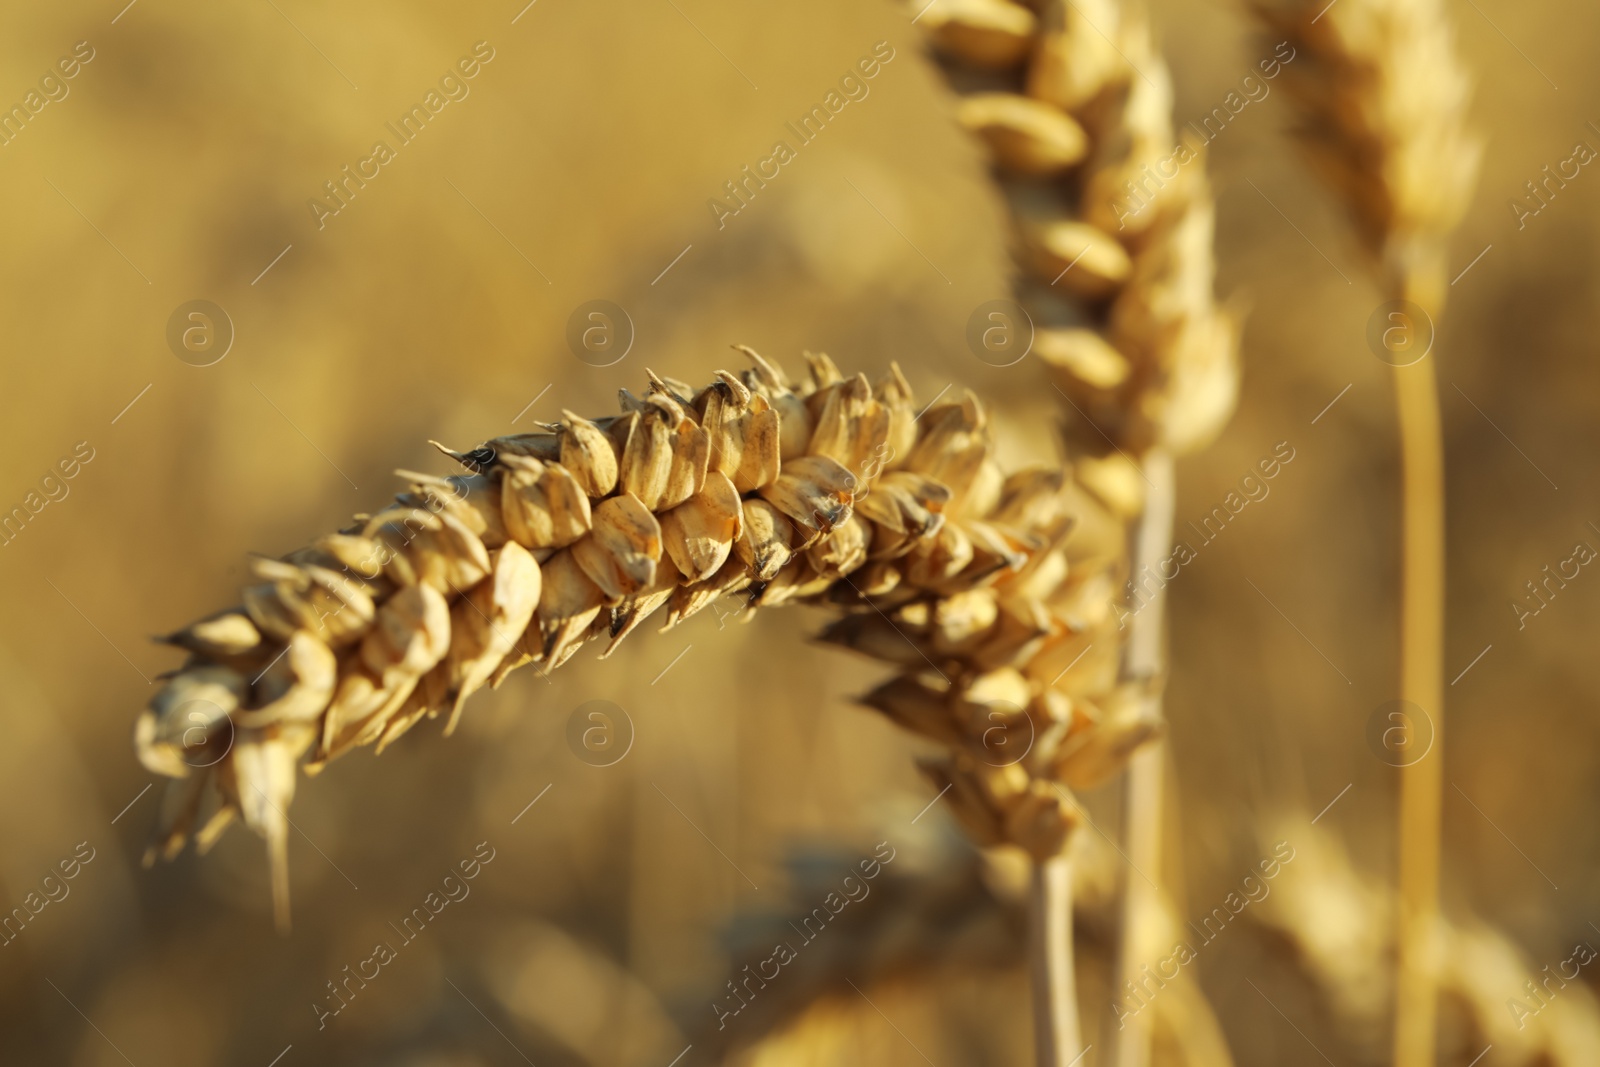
[917,2,1239,1063]
[1254,814,1600,1064]
[137,349,1144,933]
[1254,1,1481,1061]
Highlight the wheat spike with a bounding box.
[916,4,1240,1064]
[1254,815,1600,1065]
[137,350,1145,930]
[1256,0,1483,295]
[922,0,1239,459]
[1254,3,1482,1062]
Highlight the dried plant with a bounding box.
[916,0,1240,1062]
[137,350,1144,938]
[686,829,1233,1067]
[1253,815,1600,1066]
[1255,1,1482,1062]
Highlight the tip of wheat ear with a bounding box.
[1255,0,1483,280]
[920,0,1243,458]
[136,348,1147,926]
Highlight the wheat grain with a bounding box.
[1254,2,1482,1062]
[137,350,1146,931]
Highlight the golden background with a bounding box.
[0,0,1595,1064]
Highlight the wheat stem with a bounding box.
[1253,0,1480,1052]
[1108,447,1174,1067]
[1121,451,1175,685]
[1109,747,1161,1067]
[1392,259,1447,1067]
[1030,853,1082,1065]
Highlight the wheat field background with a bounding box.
[0,1,1596,1065]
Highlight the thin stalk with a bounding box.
[1030,853,1082,1066]
[1109,448,1176,1067]
[1110,748,1163,1067]
[1392,262,1447,1067]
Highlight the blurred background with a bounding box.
[0,0,1596,1064]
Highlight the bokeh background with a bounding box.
[0,1,1596,1064]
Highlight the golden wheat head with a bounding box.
[136,348,1155,928]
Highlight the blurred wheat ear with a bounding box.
[1254,0,1482,1063]
[1255,812,1600,1064]
[916,0,1240,1063]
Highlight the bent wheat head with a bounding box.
[138,350,1145,928]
